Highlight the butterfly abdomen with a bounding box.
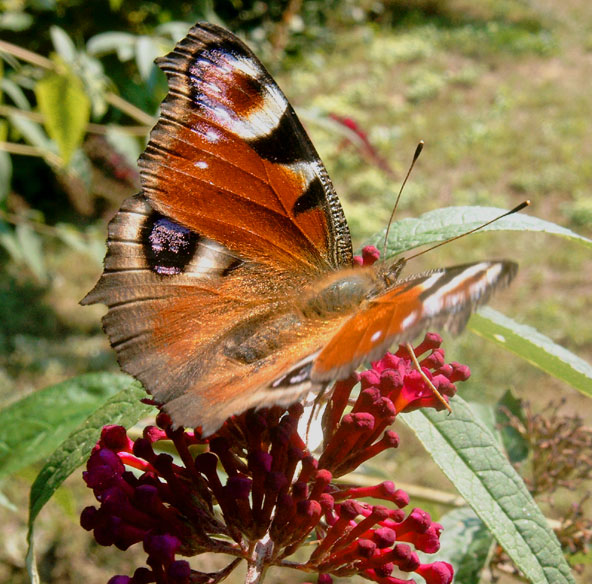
[223,311,301,364]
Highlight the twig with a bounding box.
[0,39,155,126]
[0,39,54,69]
[0,105,150,136]
[0,141,62,166]
[0,209,72,238]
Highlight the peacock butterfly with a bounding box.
[83,22,517,435]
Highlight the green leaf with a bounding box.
[27,382,155,584]
[135,35,162,80]
[470,307,592,398]
[404,397,575,584]
[1,78,31,109]
[367,206,592,257]
[496,390,530,464]
[35,68,90,166]
[105,126,142,167]
[8,116,52,150]
[27,381,154,524]
[437,507,494,584]
[50,26,77,63]
[0,150,12,202]
[0,10,33,31]
[0,373,132,478]
[76,53,109,118]
[87,31,136,59]
[15,223,47,283]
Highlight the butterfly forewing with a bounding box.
[83,23,356,432]
[139,22,352,273]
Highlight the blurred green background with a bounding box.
[1,0,590,582]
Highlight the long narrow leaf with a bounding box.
[437,507,494,584]
[367,206,592,257]
[403,397,574,584]
[470,307,592,398]
[0,372,131,478]
[26,382,155,583]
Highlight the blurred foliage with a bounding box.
[1,0,591,582]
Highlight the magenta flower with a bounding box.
[81,327,465,584]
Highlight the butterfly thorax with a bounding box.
[298,268,378,319]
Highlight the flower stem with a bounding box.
[245,534,274,584]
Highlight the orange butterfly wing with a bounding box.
[139,22,352,273]
[312,261,517,381]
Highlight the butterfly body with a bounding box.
[84,23,518,434]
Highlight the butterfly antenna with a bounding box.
[382,141,425,260]
[405,200,531,262]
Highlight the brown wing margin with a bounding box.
[139,22,353,274]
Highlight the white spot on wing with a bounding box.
[371,330,383,342]
[185,239,239,276]
[234,55,262,78]
[189,49,288,141]
[421,272,446,291]
[422,263,498,316]
[203,81,222,94]
[281,160,319,190]
[402,311,418,330]
[195,161,208,169]
[205,129,220,143]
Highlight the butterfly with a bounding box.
[83,22,517,435]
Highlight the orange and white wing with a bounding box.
[312,261,518,381]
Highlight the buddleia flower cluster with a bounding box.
[81,328,468,584]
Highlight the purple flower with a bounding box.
[81,323,463,584]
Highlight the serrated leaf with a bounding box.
[437,507,494,584]
[35,69,90,166]
[367,206,592,258]
[0,373,132,478]
[27,381,154,524]
[27,382,155,584]
[470,307,592,398]
[403,397,574,584]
